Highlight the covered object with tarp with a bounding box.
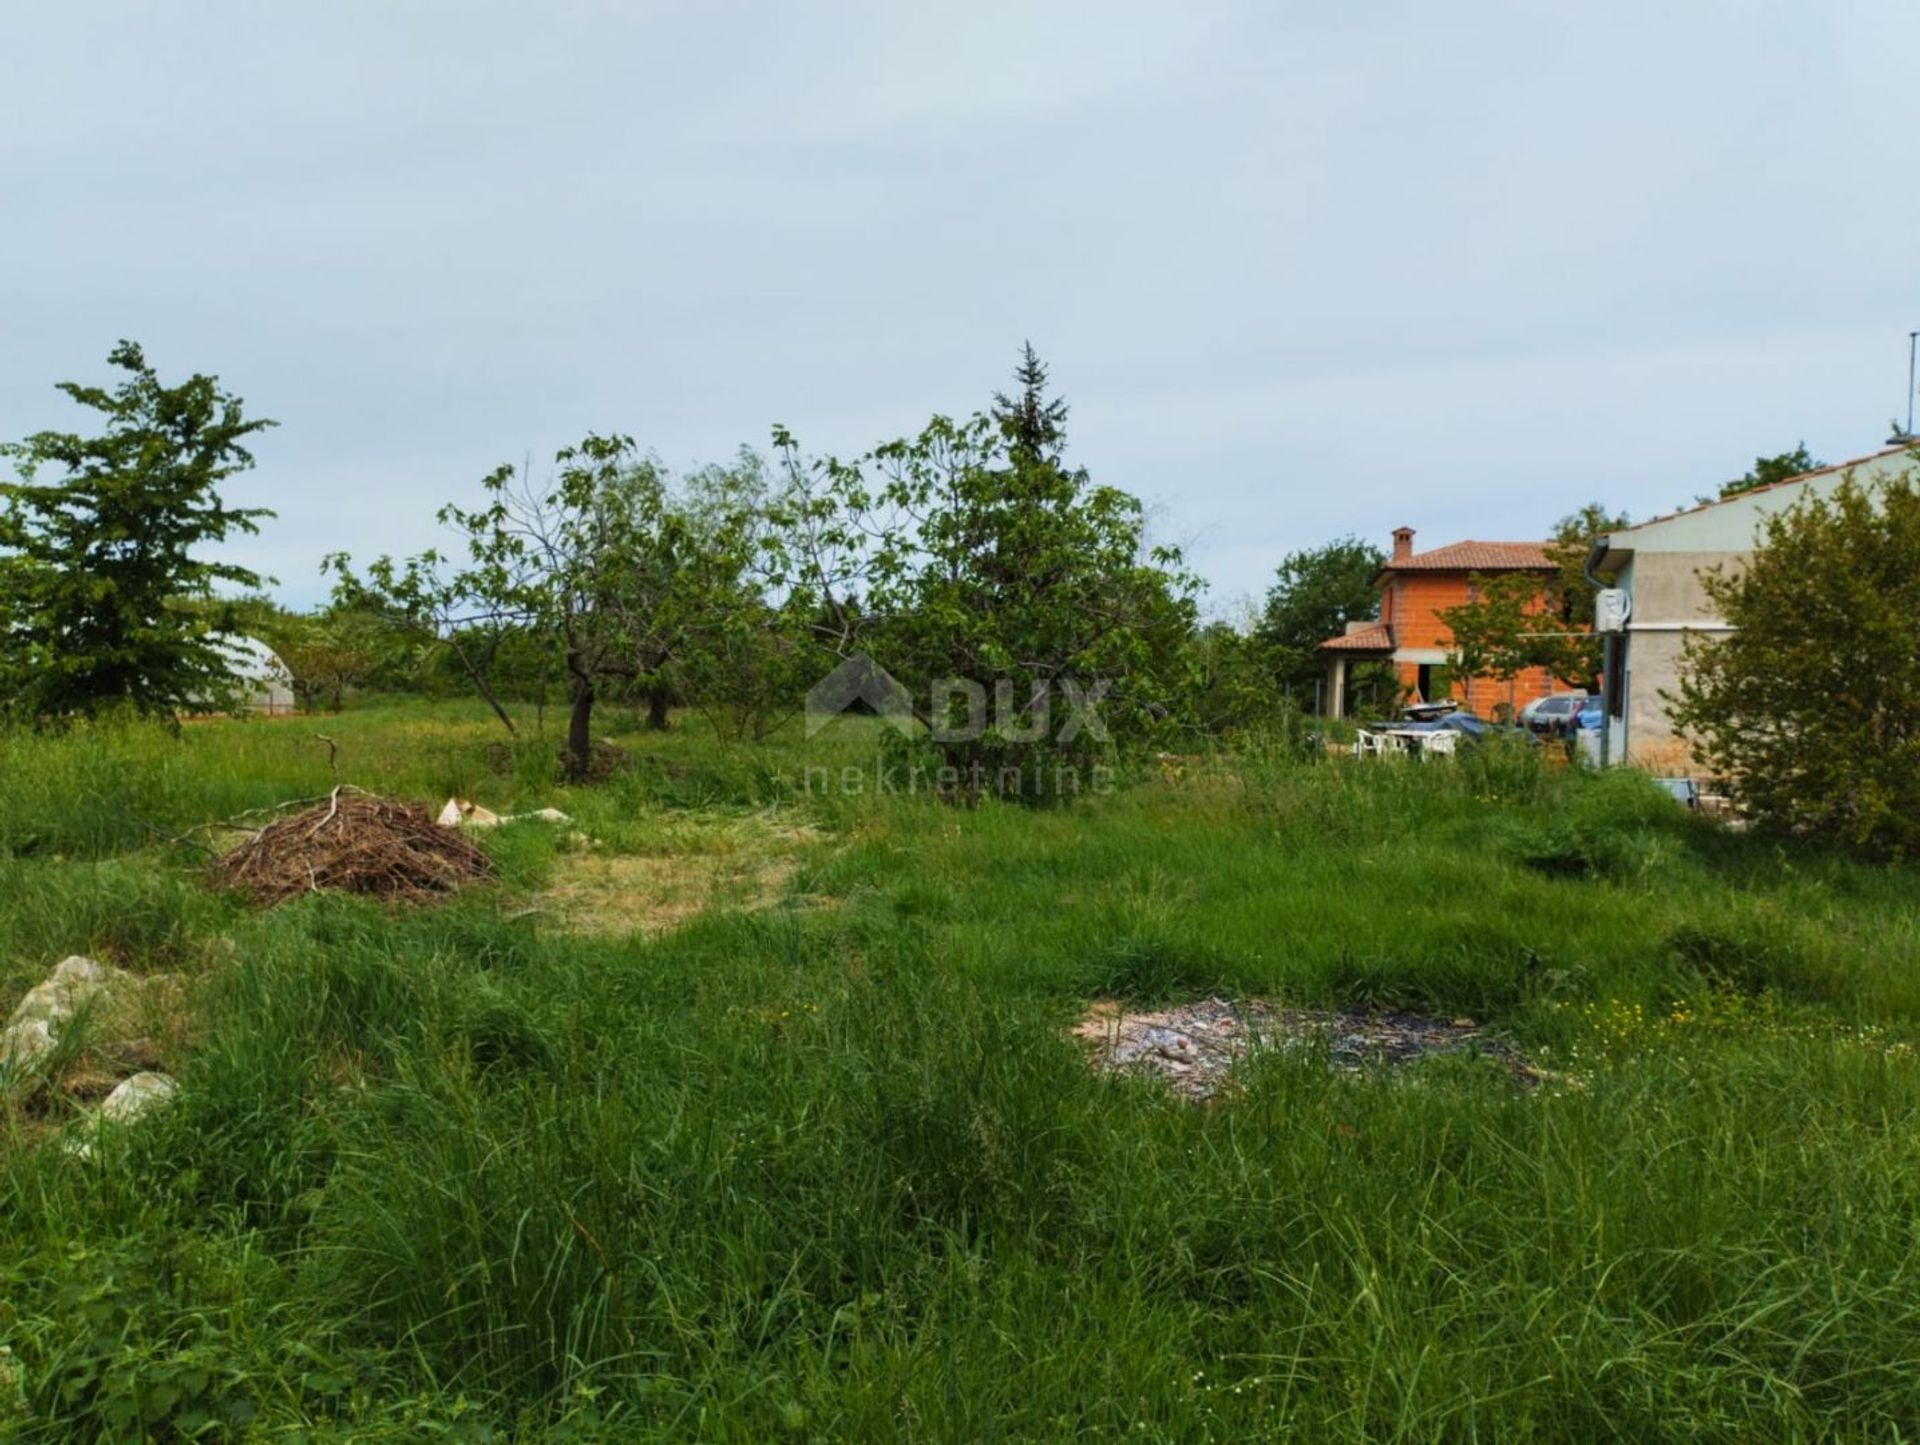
[194,633,295,716]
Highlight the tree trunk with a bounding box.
[645,680,672,731]
[448,637,517,736]
[566,678,595,782]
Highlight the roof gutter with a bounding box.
[1583,535,1614,588]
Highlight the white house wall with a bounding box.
[1603,447,1916,770]
[1612,449,1914,553]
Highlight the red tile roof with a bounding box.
[1319,621,1394,652]
[1384,540,1552,572]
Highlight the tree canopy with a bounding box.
[1257,537,1383,697]
[773,347,1196,797]
[1437,503,1628,694]
[332,439,760,780]
[0,342,275,719]
[1720,444,1821,500]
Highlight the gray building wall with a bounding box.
[1597,446,1917,772]
[1614,551,1739,769]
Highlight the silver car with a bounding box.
[1518,693,1587,736]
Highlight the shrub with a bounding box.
[1670,469,1920,857]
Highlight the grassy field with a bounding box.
[3,702,1920,1440]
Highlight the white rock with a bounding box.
[6,954,138,1029]
[0,1016,56,1076]
[64,1072,179,1161]
[98,1071,177,1123]
[2,955,147,1097]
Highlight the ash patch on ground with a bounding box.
[1075,996,1541,1099]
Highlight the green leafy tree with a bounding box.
[1437,570,1542,716]
[1540,501,1631,686]
[1720,443,1821,500]
[1257,537,1384,697]
[402,620,567,718]
[194,589,295,641]
[1437,503,1628,698]
[773,348,1197,798]
[270,611,382,713]
[670,454,812,742]
[322,548,527,733]
[415,437,668,780]
[0,342,275,719]
[1670,471,1920,856]
[335,437,756,780]
[1180,616,1292,740]
[476,623,568,714]
[676,594,811,742]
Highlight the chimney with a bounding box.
[1391,526,1414,563]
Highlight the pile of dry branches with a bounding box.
[214,788,493,905]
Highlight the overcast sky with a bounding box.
[5,1,1918,613]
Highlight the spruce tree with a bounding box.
[991,341,1070,463]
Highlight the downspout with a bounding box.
[1583,535,1614,767]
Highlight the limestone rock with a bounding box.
[63,1072,179,1161]
[0,1016,55,1076]
[1,955,151,1096]
[8,954,138,1026]
[98,1070,177,1124]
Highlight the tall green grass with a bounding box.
[2,705,1919,1438]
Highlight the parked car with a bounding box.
[1519,692,1587,737]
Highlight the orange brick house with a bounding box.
[1318,527,1560,718]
